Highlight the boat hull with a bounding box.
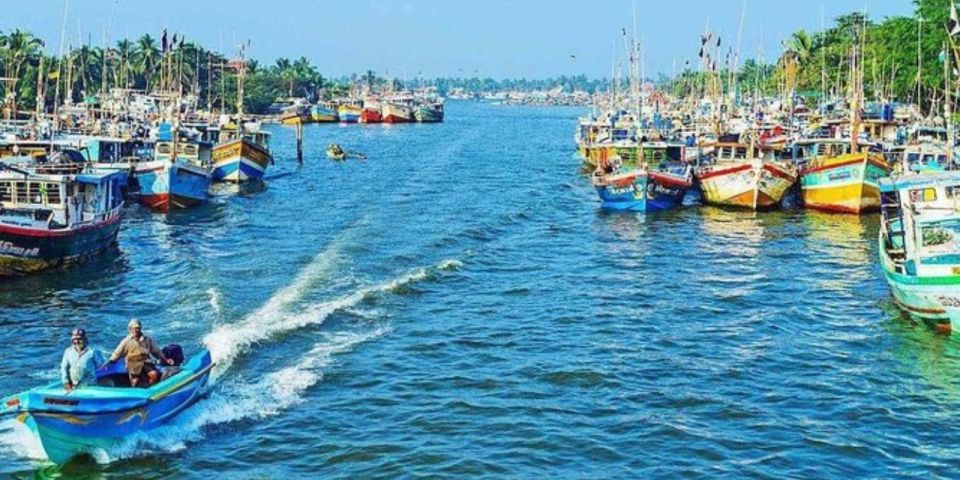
[594,169,691,212]
[880,242,960,333]
[414,106,444,123]
[0,211,123,276]
[382,104,413,124]
[211,139,273,183]
[338,106,362,124]
[801,153,890,214]
[695,160,796,210]
[135,161,211,213]
[360,108,382,124]
[9,352,214,464]
[310,106,338,123]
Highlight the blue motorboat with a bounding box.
[2,349,214,464]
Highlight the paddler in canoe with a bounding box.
[326,143,346,161]
[326,143,367,161]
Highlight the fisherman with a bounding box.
[109,319,174,388]
[60,328,105,392]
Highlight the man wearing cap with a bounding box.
[109,319,174,387]
[60,328,105,392]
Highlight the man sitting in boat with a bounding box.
[329,144,344,156]
[60,328,105,391]
[108,319,175,388]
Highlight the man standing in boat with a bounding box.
[109,319,174,387]
[60,328,105,391]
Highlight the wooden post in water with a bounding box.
[296,120,304,163]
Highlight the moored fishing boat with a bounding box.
[134,137,212,213]
[878,171,960,333]
[0,161,125,276]
[337,103,363,124]
[382,100,414,124]
[414,102,444,123]
[1,349,214,463]
[796,139,891,214]
[694,142,797,210]
[360,98,383,124]
[310,103,339,123]
[592,161,693,212]
[210,126,273,183]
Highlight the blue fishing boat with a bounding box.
[591,146,693,212]
[133,125,212,212]
[1,350,214,464]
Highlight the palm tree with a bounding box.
[0,29,44,113]
[133,34,159,91]
[114,39,134,88]
[786,30,813,66]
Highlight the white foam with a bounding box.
[207,287,223,317]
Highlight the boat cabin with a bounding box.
[0,167,124,230]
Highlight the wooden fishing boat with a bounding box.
[310,103,339,123]
[694,142,797,210]
[210,127,273,183]
[878,171,960,333]
[382,99,414,124]
[796,139,891,214]
[326,144,346,161]
[0,162,125,276]
[592,163,693,212]
[360,98,383,124]
[414,102,444,123]
[337,103,363,124]
[134,136,212,213]
[1,350,214,464]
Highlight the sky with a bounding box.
[0,0,913,79]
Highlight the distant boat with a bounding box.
[310,103,339,123]
[694,142,797,210]
[326,144,346,161]
[879,170,960,333]
[796,139,891,214]
[414,102,444,123]
[338,103,363,124]
[1,350,214,464]
[0,161,125,276]
[382,98,414,124]
[360,102,383,124]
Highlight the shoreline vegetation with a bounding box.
[0,0,949,115]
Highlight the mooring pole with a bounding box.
[296,120,303,163]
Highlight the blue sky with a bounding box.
[1,0,912,79]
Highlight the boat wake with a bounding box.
[5,252,460,466]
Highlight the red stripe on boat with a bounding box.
[0,212,122,238]
[697,164,751,181]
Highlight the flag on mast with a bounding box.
[948,2,960,37]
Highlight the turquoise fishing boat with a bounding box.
[879,170,960,333]
[2,350,214,464]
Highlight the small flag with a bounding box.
[716,36,721,48]
[949,2,960,37]
[161,29,168,52]
[701,32,712,45]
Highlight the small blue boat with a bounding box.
[2,350,214,464]
[592,164,693,212]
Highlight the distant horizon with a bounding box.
[2,0,911,79]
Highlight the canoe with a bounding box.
[326,148,346,161]
[2,350,214,464]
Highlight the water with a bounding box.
[1,102,959,478]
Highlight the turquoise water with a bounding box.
[1,102,960,478]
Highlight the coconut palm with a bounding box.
[133,34,159,90]
[0,29,44,111]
